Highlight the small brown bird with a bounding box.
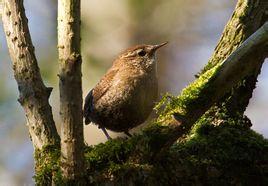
[84,42,167,139]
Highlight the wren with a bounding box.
[83,42,168,139]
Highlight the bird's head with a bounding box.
[118,42,168,70]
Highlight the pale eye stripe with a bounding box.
[124,49,144,57]
[135,49,143,54]
[122,52,136,58]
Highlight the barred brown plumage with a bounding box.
[84,42,167,139]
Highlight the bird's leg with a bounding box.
[100,127,112,140]
[124,131,132,138]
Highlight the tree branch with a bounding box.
[156,21,268,157]
[199,0,268,117]
[1,0,59,150]
[58,0,85,181]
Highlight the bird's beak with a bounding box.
[152,41,168,51]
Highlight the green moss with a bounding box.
[82,102,268,185]
[84,124,173,171]
[34,115,268,185]
[34,98,268,185]
[34,145,62,185]
[156,64,221,123]
[85,138,133,172]
[168,116,268,185]
[81,114,268,185]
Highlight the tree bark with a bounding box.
[154,21,268,158]
[153,0,268,156]
[1,0,59,150]
[58,0,85,181]
[199,0,268,115]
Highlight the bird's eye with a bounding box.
[138,50,146,57]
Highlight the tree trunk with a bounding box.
[1,0,59,150]
[58,0,85,182]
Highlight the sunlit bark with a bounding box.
[58,0,85,182]
[1,0,59,150]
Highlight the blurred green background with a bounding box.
[0,0,267,184]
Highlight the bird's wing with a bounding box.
[92,67,119,102]
[83,66,119,124]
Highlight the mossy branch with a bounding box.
[199,0,268,116]
[155,21,268,156]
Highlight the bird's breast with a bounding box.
[96,70,157,112]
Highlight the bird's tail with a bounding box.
[84,117,91,125]
[83,90,93,125]
[82,109,91,125]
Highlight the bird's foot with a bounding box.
[100,127,112,140]
[124,131,132,138]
